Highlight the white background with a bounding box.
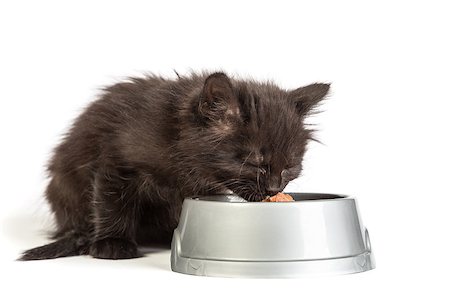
[1,0,449,299]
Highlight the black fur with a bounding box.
[20,71,329,260]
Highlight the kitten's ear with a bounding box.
[199,72,239,119]
[289,83,330,115]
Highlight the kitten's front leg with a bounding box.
[89,168,142,259]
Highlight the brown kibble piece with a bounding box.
[262,192,294,202]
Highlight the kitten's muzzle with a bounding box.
[265,188,281,196]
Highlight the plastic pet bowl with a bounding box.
[170,193,375,278]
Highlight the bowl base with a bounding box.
[170,230,375,278]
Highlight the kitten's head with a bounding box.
[180,72,329,201]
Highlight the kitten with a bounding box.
[20,71,329,260]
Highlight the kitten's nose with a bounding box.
[265,188,280,197]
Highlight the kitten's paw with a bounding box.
[89,238,142,259]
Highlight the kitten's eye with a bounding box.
[282,165,301,179]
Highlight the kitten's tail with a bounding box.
[18,230,90,261]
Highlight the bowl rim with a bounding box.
[186,192,352,203]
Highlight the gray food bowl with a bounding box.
[171,193,375,278]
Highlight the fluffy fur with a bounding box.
[20,71,330,260]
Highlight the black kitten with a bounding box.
[20,71,329,260]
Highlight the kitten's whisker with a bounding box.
[238,151,254,179]
[256,168,263,197]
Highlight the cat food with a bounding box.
[262,193,294,202]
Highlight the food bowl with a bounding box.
[170,193,375,278]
